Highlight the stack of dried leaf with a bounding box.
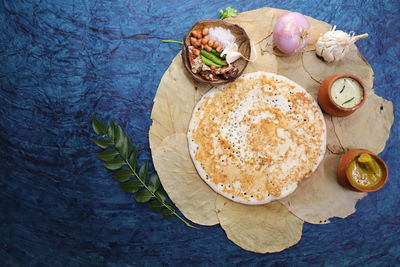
[149,7,393,253]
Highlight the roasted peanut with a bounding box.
[213,41,219,49]
[202,28,209,36]
[208,39,214,47]
[191,37,202,48]
[216,46,223,53]
[191,30,198,37]
[192,48,200,56]
[204,44,212,52]
[190,37,197,45]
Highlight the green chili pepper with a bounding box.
[200,50,228,66]
[201,55,222,68]
[211,49,227,59]
[211,49,221,57]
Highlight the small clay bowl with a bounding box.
[317,74,366,117]
[182,19,251,85]
[337,149,388,192]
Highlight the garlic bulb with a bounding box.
[315,26,368,63]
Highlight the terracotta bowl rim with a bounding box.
[326,73,367,112]
[181,19,251,85]
[342,149,388,192]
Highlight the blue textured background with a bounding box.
[1,0,399,266]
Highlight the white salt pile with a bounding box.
[208,27,236,48]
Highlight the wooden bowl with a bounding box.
[182,19,251,85]
[317,74,366,117]
[337,149,388,192]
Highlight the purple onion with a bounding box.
[273,12,311,54]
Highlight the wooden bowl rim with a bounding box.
[181,19,251,85]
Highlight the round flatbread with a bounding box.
[187,71,326,205]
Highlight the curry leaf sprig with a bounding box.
[219,7,238,19]
[91,115,196,228]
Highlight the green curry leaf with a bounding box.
[103,158,126,170]
[219,7,238,19]
[91,115,197,228]
[93,138,112,149]
[112,169,134,182]
[97,149,119,161]
[92,115,107,135]
[119,180,142,193]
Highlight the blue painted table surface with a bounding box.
[0,0,399,266]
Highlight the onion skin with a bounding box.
[273,12,311,54]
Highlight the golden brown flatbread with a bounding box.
[187,72,326,204]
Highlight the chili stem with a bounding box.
[162,40,184,45]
